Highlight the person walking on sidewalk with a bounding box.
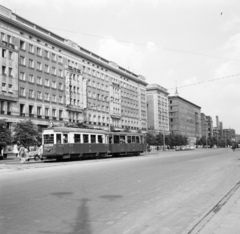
[18,145,29,163]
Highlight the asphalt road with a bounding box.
[1,149,240,234]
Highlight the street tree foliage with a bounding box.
[0,119,12,150]
[146,132,188,148]
[146,132,156,145]
[13,120,41,148]
[196,136,234,148]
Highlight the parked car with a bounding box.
[175,146,181,151]
[25,146,42,161]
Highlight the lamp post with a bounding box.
[163,130,165,151]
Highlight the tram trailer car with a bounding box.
[42,127,146,160]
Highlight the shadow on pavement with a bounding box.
[48,192,92,234]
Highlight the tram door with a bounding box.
[63,133,69,154]
[56,133,64,155]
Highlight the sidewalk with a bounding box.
[190,182,240,234]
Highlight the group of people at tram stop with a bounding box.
[18,144,43,163]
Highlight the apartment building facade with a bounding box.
[168,95,201,141]
[146,84,169,133]
[223,128,236,143]
[205,115,213,138]
[201,113,207,138]
[0,5,148,132]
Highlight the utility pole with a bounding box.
[163,130,165,151]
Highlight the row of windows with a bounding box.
[1,32,13,44]
[84,66,109,81]
[121,100,138,109]
[2,65,13,77]
[2,49,13,60]
[88,102,109,112]
[88,92,109,102]
[19,88,64,103]
[19,56,64,76]
[19,72,64,89]
[1,83,13,93]
[19,104,63,118]
[88,80,109,91]
[19,40,63,63]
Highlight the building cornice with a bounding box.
[0,13,148,86]
[169,95,201,109]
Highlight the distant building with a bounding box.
[223,128,236,142]
[146,84,169,133]
[168,93,201,140]
[206,116,213,138]
[235,134,240,143]
[213,116,223,142]
[201,113,207,138]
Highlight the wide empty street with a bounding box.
[1,148,240,234]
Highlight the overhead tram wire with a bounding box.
[167,74,240,91]
[43,25,240,62]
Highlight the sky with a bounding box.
[1,0,240,133]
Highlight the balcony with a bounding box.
[29,114,34,118]
[1,41,15,50]
[59,118,63,121]
[45,116,49,119]
[7,111,11,115]
[52,117,57,120]
[37,115,42,119]
[1,110,5,114]
[20,113,25,116]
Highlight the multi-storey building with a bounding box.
[201,113,207,138]
[146,84,169,133]
[168,93,201,142]
[223,128,235,143]
[213,116,223,142]
[0,5,148,132]
[235,134,240,143]
[205,115,213,138]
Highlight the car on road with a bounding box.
[25,147,42,161]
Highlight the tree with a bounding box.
[155,133,163,146]
[0,119,12,157]
[13,120,41,148]
[146,132,156,145]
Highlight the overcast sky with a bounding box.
[1,0,240,133]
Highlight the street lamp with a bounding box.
[162,130,165,151]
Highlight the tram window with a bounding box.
[132,136,136,143]
[91,135,96,143]
[83,134,89,143]
[120,135,125,143]
[43,134,54,144]
[136,136,140,143]
[74,134,81,143]
[127,136,132,144]
[63,134,68,144]
[109,136,113,144]
[56,134,62,144]
[98,135,103,143]
[114,135,120,144]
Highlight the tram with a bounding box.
[42,127,146,160]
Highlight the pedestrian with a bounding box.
[147,144,151,153]
[231,144,236,152]
[38,144,43,160]
[18,144,26,162]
